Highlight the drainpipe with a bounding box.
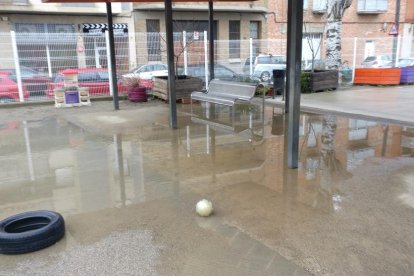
[392,0,401,66]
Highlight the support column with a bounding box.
[285,0,304,169]
[208,1,215,81]
[106,3,119,110]
[165,0,177,128]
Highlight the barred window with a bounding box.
[358,0,388,12]
[146,20,161,62]
[229,20,240,59]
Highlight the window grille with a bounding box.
[358,0,388,13]
[312,0,327,12]
[229,20,240,59]
[146,20,161,62]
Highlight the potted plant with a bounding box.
[122,73,147,102]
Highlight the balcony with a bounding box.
[357,0,388,14]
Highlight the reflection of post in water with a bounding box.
[23,121,35,182]
[210,127,217,184]
[171,129,180,196]
[114,134,126,207]
[381,124,389,157]
[283,112,298,198]
[272,108,285,136]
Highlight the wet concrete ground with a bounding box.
[0,99,413,275]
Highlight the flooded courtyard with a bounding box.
[0,100,413,275]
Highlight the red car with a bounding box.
[0,71,30,103]
[3,67,51,96]
[46,68,128,98]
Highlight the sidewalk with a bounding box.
[267,85,414,126]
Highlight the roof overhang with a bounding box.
[42,0,257,2]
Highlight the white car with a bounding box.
[398,57,414,67]
[129,63,168,80]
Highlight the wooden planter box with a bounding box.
[153,75,203,102]
[400,66,414,84]
[354,68,401,85]
[309,70,338,92]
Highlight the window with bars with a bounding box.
[229,20,240,59]
[14,23,78,72]
[146,19,161,62]
[312,0,327,12]
[357,0,388,13]
[249,21,260,56]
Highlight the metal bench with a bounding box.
[191,79,258,107]
[191,79,262,122]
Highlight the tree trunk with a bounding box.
[326,0,352,70]
[325,20,342,70]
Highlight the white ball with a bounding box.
[196,199,213,217]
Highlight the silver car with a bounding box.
[251,55,286,82]
[361,55,392,68]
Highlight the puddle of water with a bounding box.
[0,103,413,275]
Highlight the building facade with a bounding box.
[1,0,413,72]
[267,0,414,64]
[0,0,269,72]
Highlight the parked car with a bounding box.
[128,63,168,80]
[361,55,392,68]
[177,64,237,85]
[3,67,51,97]
[243,54,286,77]
[397,57,414,67]
[253,63,287,82]
[46,68,127,97]
[0,71,29,103]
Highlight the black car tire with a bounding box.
[260,71,271,82]
[0,210,65,254]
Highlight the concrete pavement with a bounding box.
[267,85,414,126]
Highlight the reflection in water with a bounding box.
[0,110,413,216]
[1,105,413,276]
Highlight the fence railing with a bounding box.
[0,31,411,104]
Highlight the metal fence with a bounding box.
[0,31,411,104]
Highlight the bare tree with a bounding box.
[303,22,326,72]
[159,21,204,75]
[325,0,352,70]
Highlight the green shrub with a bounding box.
[301,71,311,93]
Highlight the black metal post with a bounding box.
[106,3,119,110]
[165,0,177,128]
[392,0,401,66]
[208,1,215,81]
[285,0,303,169]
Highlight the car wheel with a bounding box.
[0,97,15,103]
[0,210,65,254]
[260,71,271,82]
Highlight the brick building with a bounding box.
[267,0,414,64]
